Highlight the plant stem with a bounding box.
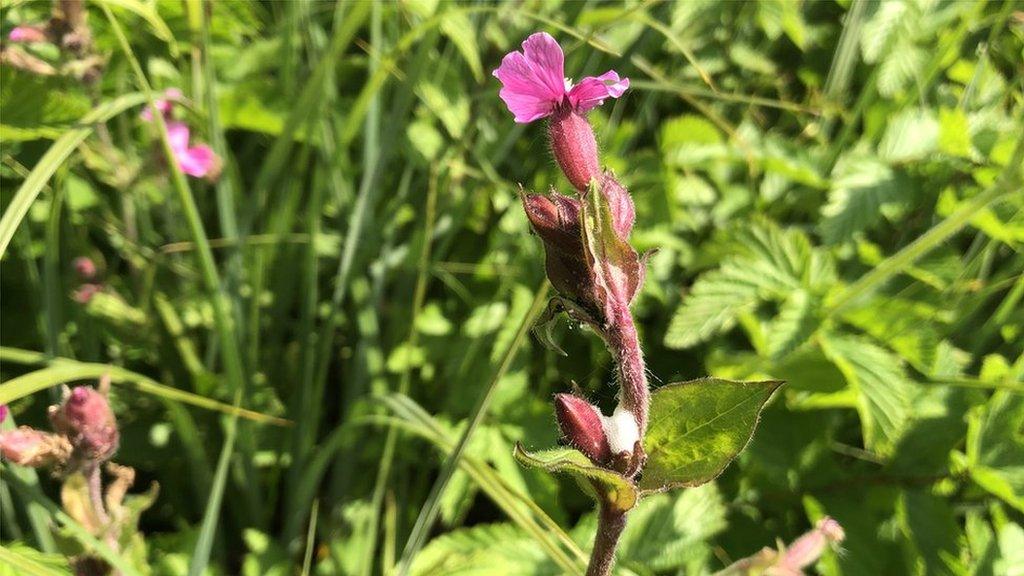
[587,504,627,576]
[606,308,649,434]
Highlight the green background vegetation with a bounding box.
[1,0,1023,574]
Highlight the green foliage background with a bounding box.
[1,0,1023,574]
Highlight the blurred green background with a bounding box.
[1,0,1023,574]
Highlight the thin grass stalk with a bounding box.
[394,282,551,575]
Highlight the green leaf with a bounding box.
[819,334,916,456]
[410,523,557,576]
[513,444,638,513]
[0,543,70,576]
[820,153,908,244]
[640,378,782,491]
[966,391,1024,513]
[439,10,484,82]
[898,491,967,576]
[617,483,726,571]
[767,289,820,359]
[664,221,833,349]
[878,108,940,162]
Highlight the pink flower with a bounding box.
[0,404,8,423]
[166,121,218,178]
[8,26,47,44]
[554,393,611,464]
[493,32,629,123]
[139,88,184,121]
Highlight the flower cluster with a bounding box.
[140,88,220,179]
[495,32,646,474]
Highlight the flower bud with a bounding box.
[600,172,635,240]
[548,107,600,192]
[0,427,72,468]
[72,256,97,280]
[50,386,119,462]
[554,393,610,464]
[778,516,845,571]
[8,25,49,43]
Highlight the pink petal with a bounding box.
[177,144,217,178]
[140,88,183,121]
[8,26,47,43]
[166,121,192,152]
[0,404,8,423]
[568,71,630,113]
[492,32,567,123]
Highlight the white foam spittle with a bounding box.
[601,406,640,455]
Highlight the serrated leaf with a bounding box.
[0,543,71,576]
[877,41,925,98]
[640,378,782,491]
[820,154,908,243]
[966,391,1024,513]
[513,444,637,513]
[898,491,967,576]
[665,221,832,349]
[767,289,819,358]
[878,108,940,162]
[617,483,726,571]
[820,334,916,456]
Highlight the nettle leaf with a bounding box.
[617,483,726,572]
[820,334,916,457]
[513,444,638,513]
[664,221,833,349]
[820,153,910,244]
[878,108,940,162]
[966,391,1024,513]
[639,378,782,492]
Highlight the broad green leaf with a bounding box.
[819,334,916,456]
[513,444,637,513]
[640,378,782,491]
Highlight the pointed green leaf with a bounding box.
[513,444,637,513]
[640,378,782,491]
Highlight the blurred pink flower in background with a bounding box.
[0,404,8,423]
[167,121,217,178]
[8,25,48,43]
[139,88,184,121]
[72,256,97,279]
[140,88,219,178]
[492,32,628,123]
[72,283,100,304]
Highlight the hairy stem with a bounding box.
[587,504,627,576]
[606,308,649,434]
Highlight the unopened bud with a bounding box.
[72,256,97,280]
[548,107,600,192]
[554,393,610,464]
[0,427,72,468]
[600,171,635,240]
[778,516,845,571]
[50,386,119,462]
[72,283,100,304]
